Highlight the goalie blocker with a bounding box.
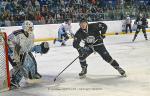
[32,42,49,54]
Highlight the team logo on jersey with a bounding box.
[99,23,102,27]
[138,21,142,25]
[86,36,95,43]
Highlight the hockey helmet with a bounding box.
[22,20,34,32]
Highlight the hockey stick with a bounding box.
[54,55,79,82]
[53,38,101,82]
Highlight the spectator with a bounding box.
[10,15,15,26]
[1,0,7,10]
[35,0,40,11]
[0,0,149,26]
[4,17,11,26]
[40,15,46,24]
[47,14,55,23]
[35,11,45,24]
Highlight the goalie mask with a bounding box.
[40,42,49,54]
[86,36,95,44]
[22,20,34,32]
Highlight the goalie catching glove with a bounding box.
[32,42,49,54]
[40,42,49,54]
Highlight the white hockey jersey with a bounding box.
[58,23,73,34]
[8,29,34,54]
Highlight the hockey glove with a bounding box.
[64,33,69,41]
[70,33,74,38]
[40,42,50,54]
[78,47,90,56]
[100,34,105,39]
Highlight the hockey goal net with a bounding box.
[0,32,10,92]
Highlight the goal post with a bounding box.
[0,32,10,92]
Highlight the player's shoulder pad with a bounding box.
[97,22,107,29]
[13,29,24,36]
[97,22,107,26]
[76,28,81,34]
[74,29,82,38]
[89,22,107,30]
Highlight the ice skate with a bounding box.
[132,38,135,42]
[61,43,66,46]
[10,80,20,90]
[53,39,56,44]
[79,66,87,79]
[145,38,148,40]
[32,73,42,79]
[115,66,126,77]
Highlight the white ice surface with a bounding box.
[1,33,150,96]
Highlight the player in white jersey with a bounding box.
[8,20,49,89]
[53,19,74,46]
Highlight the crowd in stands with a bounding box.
[0,0,150,26]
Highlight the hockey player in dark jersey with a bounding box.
[132,14,148,42]
[73,19,126,78]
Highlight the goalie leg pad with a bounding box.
[10,67,24,85]
[8,47,17,66]
[10,52,41,86]
[22,52,39,79]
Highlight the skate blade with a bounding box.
[120,74,127,77]
[79,75,86,79]
[10,85,20,90]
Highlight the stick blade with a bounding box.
[54,78,56,82]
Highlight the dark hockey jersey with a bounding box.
[73,22,107,49]
[135,17,148,26]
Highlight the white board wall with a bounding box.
[0,19,149,39]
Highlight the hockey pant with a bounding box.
[58,30,69,43]
[125,24,132,33]
[78,44,119,68]
[133,25,147,40]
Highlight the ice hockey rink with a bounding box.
[1,32,150,96]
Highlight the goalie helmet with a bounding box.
[22,20,34,32]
